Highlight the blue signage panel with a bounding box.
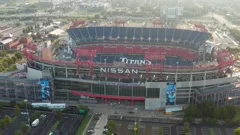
[166,82,176,105]
[40,80,51,100]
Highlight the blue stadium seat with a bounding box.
[150,28,158,42]
[67,27,211,48]
[103,27,111,40]
[172,29,182,42]
[80,28,90,39]
[88,27,97,39]
[111,27,120,38]
[126,27,134,41]
[187,31,198,42]
[157,28,165,42]
[166,29,174,42]
[96,27,104,38]
[119,27,127,41]
[134,28,142,42]
[142,28,150,42]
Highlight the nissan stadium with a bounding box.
[7,21,240,109]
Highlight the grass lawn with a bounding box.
[75,114,91,135]
[47,120,60,134]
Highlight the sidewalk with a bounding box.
[93,115,108,135]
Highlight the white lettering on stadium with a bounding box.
[120,57,151,65]
[100,68,138,74]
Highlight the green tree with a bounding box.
[184,122,190,134]
[235,128,240,135]
[11,56,17,63]
[4,115,12,126]
[78,105,89,112]
[19,38,27,44]
[55,111,63,120]
[15,53,22,60]
[0,104,2,113]
[15,23,21,27]
[0,119,6,130]
[14,105,21,117]
[36,32,42,39]
[132,123,140,135]
[209,128,215,135]
[184,104,201,121]
[20,123,29,134]
[159,127,164,135]
[14,130,23,135]
[107,120,116,134]
[19,101,27,109]
[30,111,40,123]
[94,14,101,20]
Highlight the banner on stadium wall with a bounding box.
[40,79,51,100]
[96,81,141,87]
[166,82,176,105]
[100,67,138,74]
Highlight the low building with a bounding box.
[0,38,13,50]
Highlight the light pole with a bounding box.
[24,99,30,125]
[134,107,138,135]
[175,62,179,82]
[104,58,107,81]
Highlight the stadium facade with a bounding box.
[2,26,240,109]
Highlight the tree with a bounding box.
[209,128,215,135]
[132,123,140,135]
[94,14,101,20]
[108,121,116,134]
[19,101,27,109]
[14,130,23,135]
[14,105,21,117]
[15,53,22,60]
[184,104,201,121]
[78,105,89,112]
[11,56,17,63]
[30,111,40,123]
[0,119,6,130]
[184,122,190,134]
[55,111,63,120]
[0,104,2,113]
[19,38,27,44]
[20,123,29,134]
[36,32,42,39]
[235,128,240,135]
[159,127,164,135]
[2,61,7,68]
[15,23,21,27]
[4,115,12,126]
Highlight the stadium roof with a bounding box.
[0,76,39,84]
[196,84,235,94]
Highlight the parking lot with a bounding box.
[0,107,84,135]
[109,119,236,135]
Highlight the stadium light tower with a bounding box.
[175,62,179,82]
[24,99,30,125]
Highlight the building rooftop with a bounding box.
[1,38,13,45]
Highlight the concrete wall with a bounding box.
[145,98,165,110]
[26,67,42,79]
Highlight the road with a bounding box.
[210,13,238,29]
[0,26,24,37]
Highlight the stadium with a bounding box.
[19,21,240,109]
